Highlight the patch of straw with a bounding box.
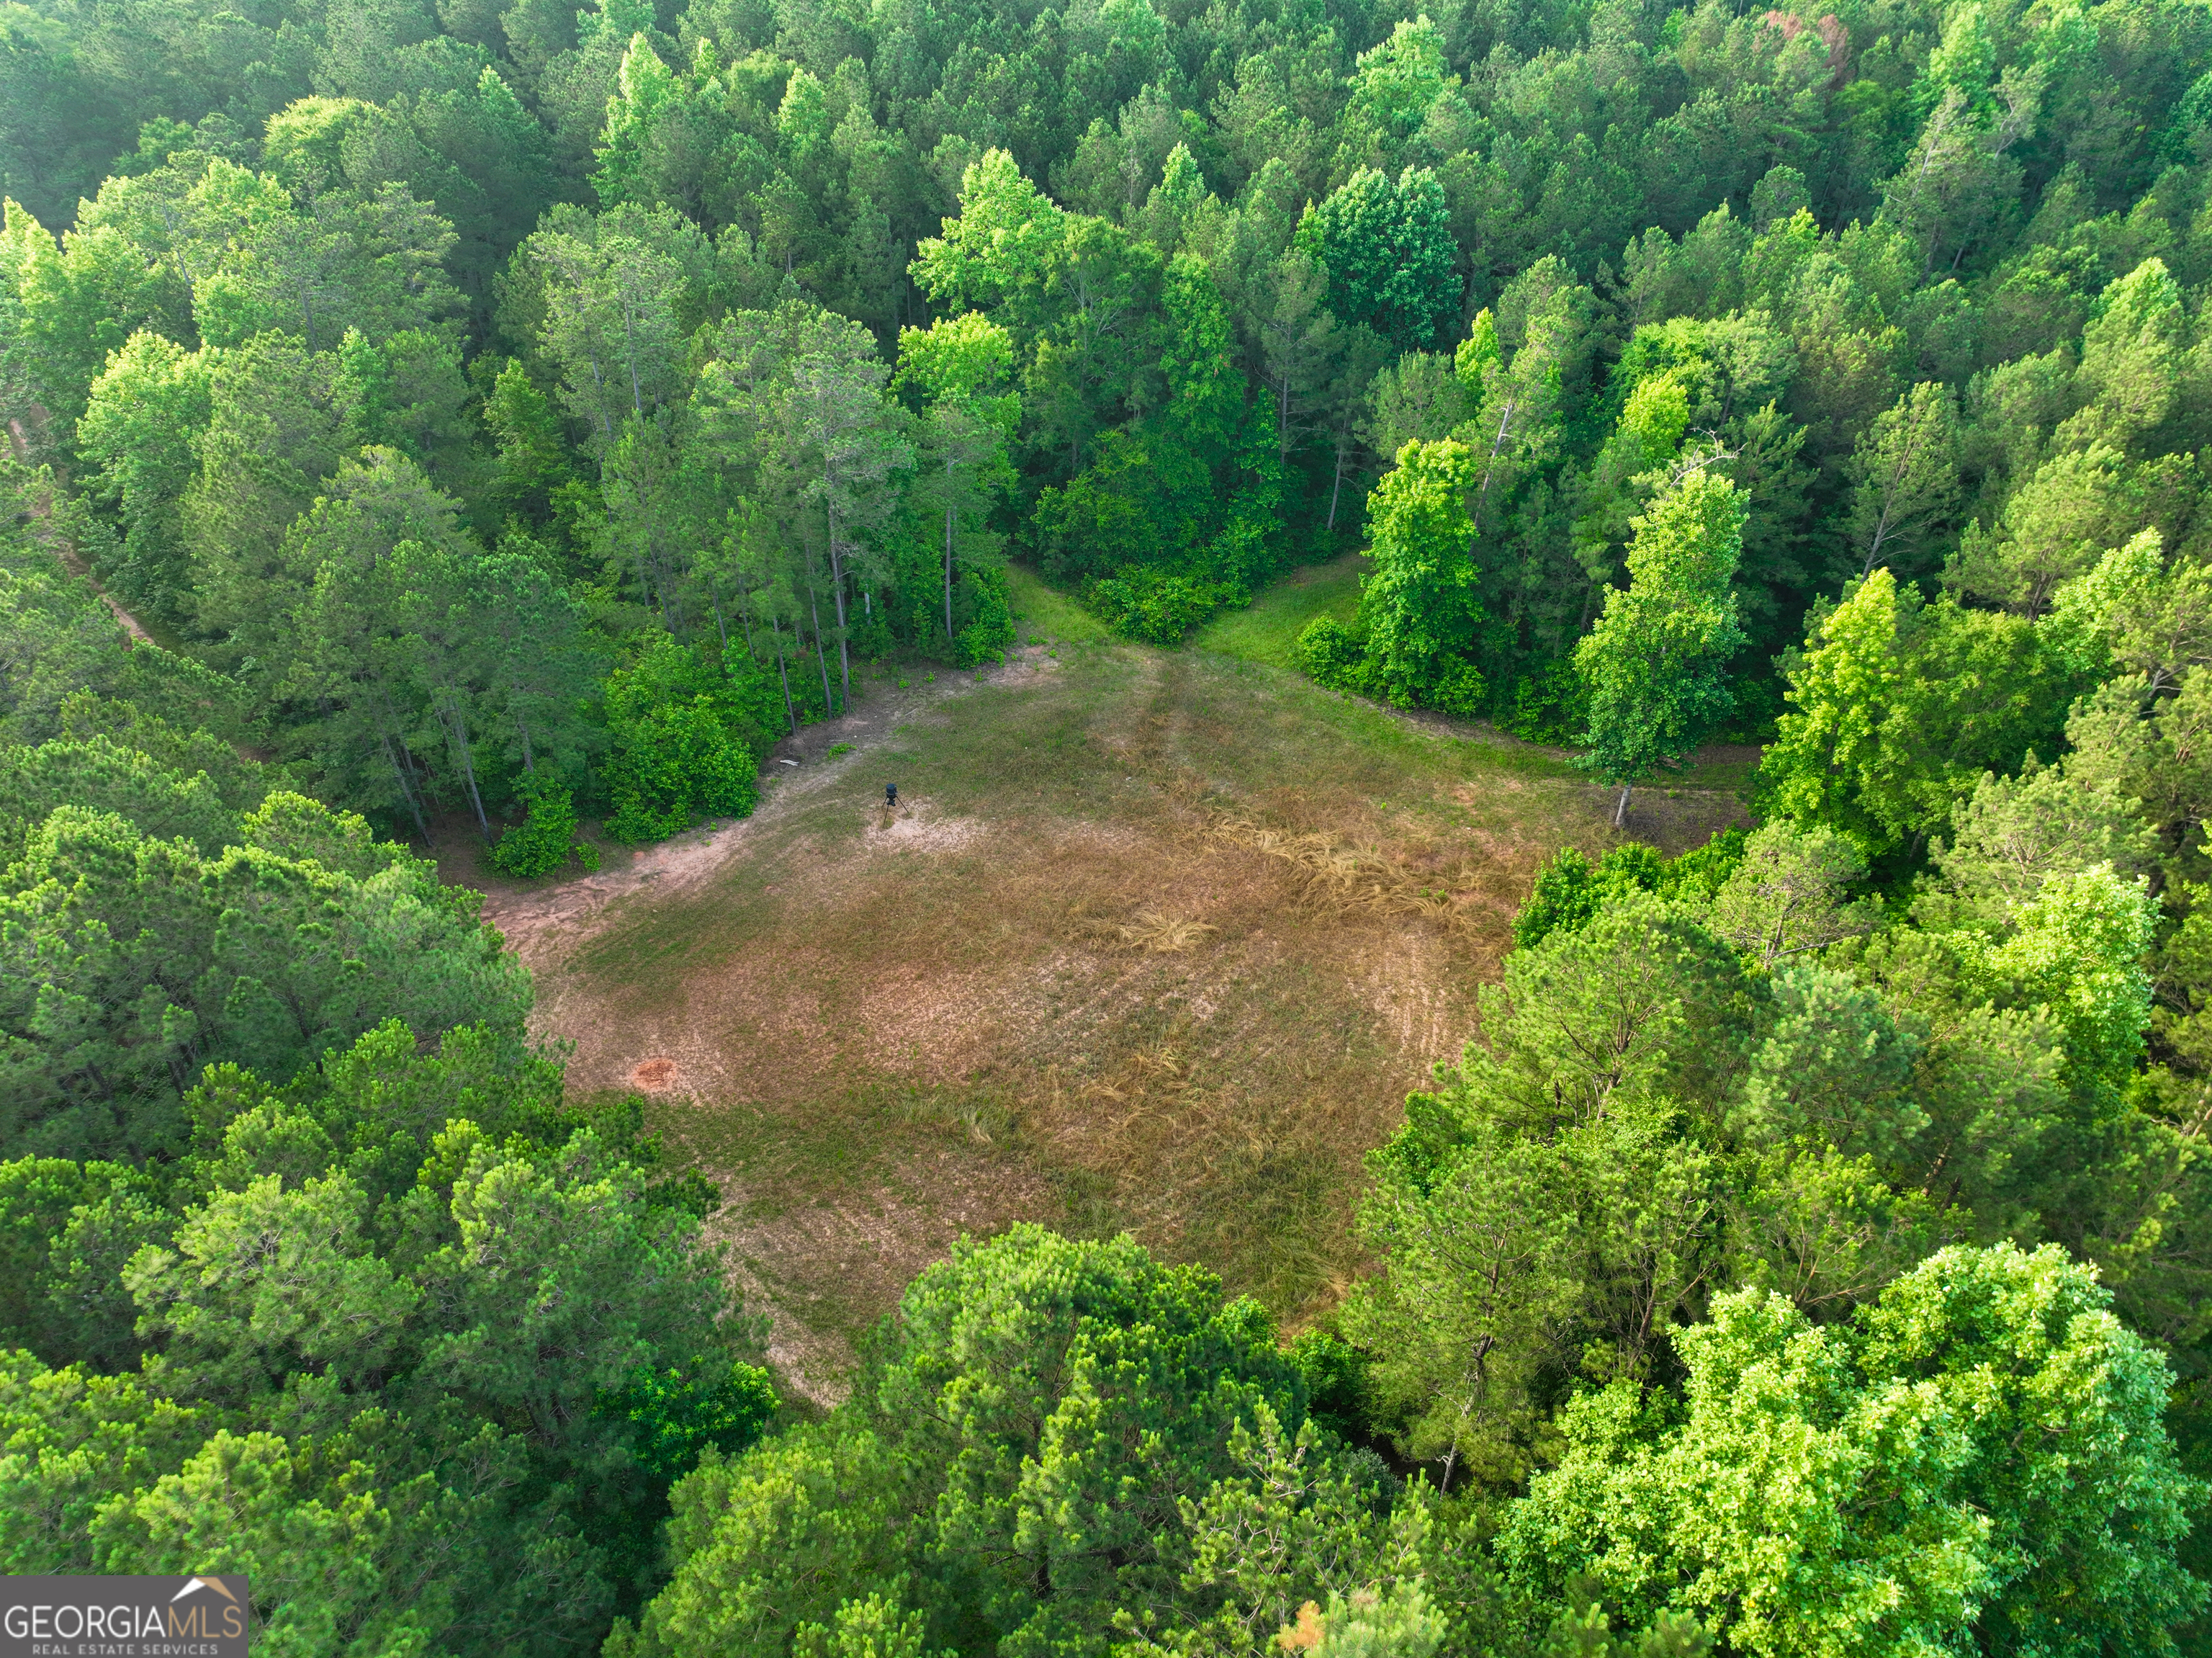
[1209,815,1491,931]
[1116,910,1220,953]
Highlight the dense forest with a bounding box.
[8,0,2212,1645]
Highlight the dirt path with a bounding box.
[8,411,154,643]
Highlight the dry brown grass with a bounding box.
[1116,910,1220,952]
[1208,815,1517,936]
[457,640,1748,1398]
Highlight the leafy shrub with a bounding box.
[603,640,759,843]
[606,701,755,841]
[1501,661,1588,744]
[1034,431,1161,583]
[955,565,1017,665]
[1431,659,1488,717]
[1087,569,1238,643]
[1511,844,1664,950]
[1510,828,1750,951]
[1286,1328,1375,1443]
[1296,616,1370,691]
[1661,824,1748,903]
[491,774,599,877]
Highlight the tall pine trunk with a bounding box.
[809,588,835,718]
[768,614,797,733]
[826,499,851,714]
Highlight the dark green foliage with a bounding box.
[1299,168,1461,354]
[0,1018,759,1652]
[1500,663,1586,745]
[951,565,1016,666]
[598,1360,779,1480]
[1284,1328,1373,1445]
[0,752,529,1163]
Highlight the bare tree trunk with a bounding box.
[1328,438,1346,532]
[1613,781,1632,829]
[768,613,797,733]
[944,479,956,643]
[382,732,433,843]
[826,500,851,714]
[622,290,644,417]
[809,588,835,718]
[442,697,492,840]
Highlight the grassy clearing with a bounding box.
[1192,552,1367,669]
[1005,564,1115,645]
[471,619,1748,1402]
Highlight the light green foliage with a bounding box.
[1120,1404,1433,1658]
[795,1593,943,1658]
[876,1228,1301,1649]
[2,1017,752,1654]
[1946,863,2157,1093]
[912,150,1067,316]
[0,1348,207,1572]
[1759,568,2072,856]
[896,311,1018,650]
[1706,820,1876,967]
[491,771,598,877]
[1574,466,1748,815]
[56,692,273,816]
[1500,1245,2204,1657]
[0,732,236,859]
[1568,372,1691,599]
[1346,894,1752,1482]
[609,1422,909,1657]
[15,0,2212,1649]
[1843,380,1960,579]
[74,331,210,617]
[509,202,703,443]
[1949,442,2155,621]
[1347,439,1484,712]
[631,1227,1318,1656]
[1732,964,1925,1166]
[1508,834,1748,953]
[2045,527,2212,693]
[1090,569,1241,643]
[1923,760,2159,928]
[2062,257,2190,455]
